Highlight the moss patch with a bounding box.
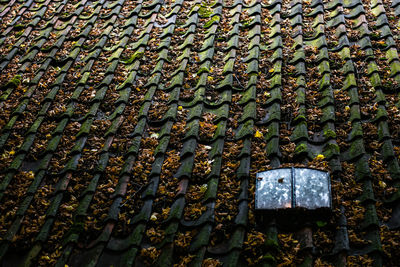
[203,15,220,29]
[123,51,144,64]
[198,6,213,18]
[13,24,25,30]
[293,115,306,123]
[323,143,340,159]
[261,253,276,264]
[196,66,209,75]
[323,129,336,139]
[2,75,21,89]
[241,18,254,28]
[294,143,308,154]
[15,30,24,37]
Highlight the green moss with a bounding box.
[293,115,306,123]
[3,75,21,89]
[41,45,52,51]
[382,81,396,91]
[331,41,338,47]
[123,51,144,64]
[198,5,213,18]
[326,143,340,152]
[370,32,380,40]
[203,15,220,29]
[377,41,387,48]
[323,129,336,139]
[203,177,218,201]
[294,143,308,154]
[290,122,308,142]
[13,24,25,30]
[295,89,305,101]
[323,143,340,159]
[82,44,91,50]
[188,4,199,16]
[350,140,362,156]
[375,107,388,121]
[241,18,254,28]
[15,30,24,37]
[197,66,209,75]
[248,72,259,77]
[261,253,276,263]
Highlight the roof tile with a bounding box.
[1,0,400,265]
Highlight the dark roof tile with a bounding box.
[1,0,400,265]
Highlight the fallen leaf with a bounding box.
[254,130,263,138]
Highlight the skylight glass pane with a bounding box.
[255,168,292,210]
[294,168,331,210]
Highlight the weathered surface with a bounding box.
[0,0,400,265]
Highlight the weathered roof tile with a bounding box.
[1,0,400,265]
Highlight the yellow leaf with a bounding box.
[178,106,183,111]
[269,68,274,73]
[64,205,74,211]
[254,130,263,138]
[200,184,207,193]
[379,181,387,188]
[207,76,214,82]
[315,154,325,160]
[9,150,15,156]
[345,106,350,112]
[150,214,157,221]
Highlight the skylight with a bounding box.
[255,167,332,211]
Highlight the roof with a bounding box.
[1,0,400,265]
